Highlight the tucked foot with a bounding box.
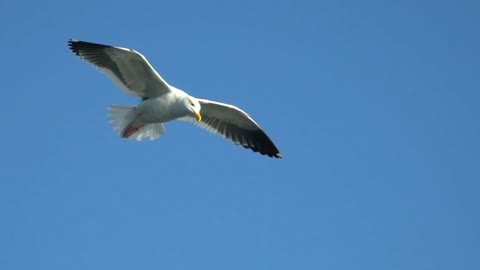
[122,124,144,139]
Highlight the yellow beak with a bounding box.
[195,111,202,121]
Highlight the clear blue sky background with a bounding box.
[1,0,479,269]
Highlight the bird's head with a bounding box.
[185,97,202,121]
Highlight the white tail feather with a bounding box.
[135,123,165,141]
[108,105,137,136]
[107,105,165,141]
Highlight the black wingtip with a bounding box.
[256,130,282,158]
[67,39,82,55]
[67,39,114,55]
[239,129,282,158]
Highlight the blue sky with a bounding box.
[1,0,479,269]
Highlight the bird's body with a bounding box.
[68,39,281,158]
[138,91,190,123]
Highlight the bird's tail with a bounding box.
[107,105,165,141]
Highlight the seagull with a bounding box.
[68,40,281,158]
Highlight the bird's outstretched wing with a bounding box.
[68,39,171,98]
[184,99,282,158]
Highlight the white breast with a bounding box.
[137,93,187,123]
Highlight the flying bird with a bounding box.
[68,40,281,158]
